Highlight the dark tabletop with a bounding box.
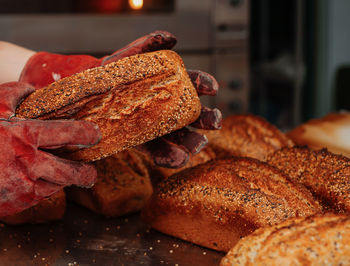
[0,203,224,266]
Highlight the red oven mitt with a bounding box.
[0,82,101,217]
[19,31,222,168]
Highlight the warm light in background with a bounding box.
[129,0,143,10]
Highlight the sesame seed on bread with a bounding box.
[16,50,201,161]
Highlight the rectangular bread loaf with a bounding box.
[16,50,201,162]
[221,213,350,265]
[142,157,322,252]
[66,149,153,217]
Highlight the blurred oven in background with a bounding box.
[0,0,250,117]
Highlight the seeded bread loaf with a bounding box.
[142,157,322,252]
[267,146,350,213]
[221,213,350,266]
[201,114,294,161]
[16,50,201,162]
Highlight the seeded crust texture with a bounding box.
[16,50,201,161]
[267,146,350,213]
[201,114,294,161]
[142,157,322,252]
[221,213,350,266]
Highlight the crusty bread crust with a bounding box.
[221,213,350,266]
[0,190,66,224]
[16,50,201,161]
[267,146,350,213]
[202,114,294,161]
[66,149,152,217]
[142,157,322,252]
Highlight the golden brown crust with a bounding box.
[142,157,322,252]
[66,149,153,217]
[16,50,201,161]
[221,213,350,266]
[0,190,66,224]
[201,114,294,161]
[267,146,350,213]
[287,112,350,157]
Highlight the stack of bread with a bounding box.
[5,47,350,264]
[142,113,350,263]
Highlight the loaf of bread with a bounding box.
[221,213,350,266]
[267,146,350,213]
[142,157,322,252]
[287,112,350,158]
[16,50,201,162]
[202,114,294,161]
[66,149,153,217]
[0,190,66,224]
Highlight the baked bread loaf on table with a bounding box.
[0,190,66,224]
[267,146,350,213]
[202,114,294,161]
[142,157,322,252]
[66,149,152,217]
[287,112,350,158]
[16,50,201,162]
[221,213,350,266]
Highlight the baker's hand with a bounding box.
[19,31,222,168]
[0,82,101,217]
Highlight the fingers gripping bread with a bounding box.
[142,157,322,252]
[143,145,217,184]
[16,50,201,161]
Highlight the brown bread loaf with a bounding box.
[66,149,152,217]
[287,112,350,157]
[221,213,350,266]
[202,114,293,161]
[16,50,201,162]
[142,157,322,252]
[0,190,66,224]
[267,146,350,212]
